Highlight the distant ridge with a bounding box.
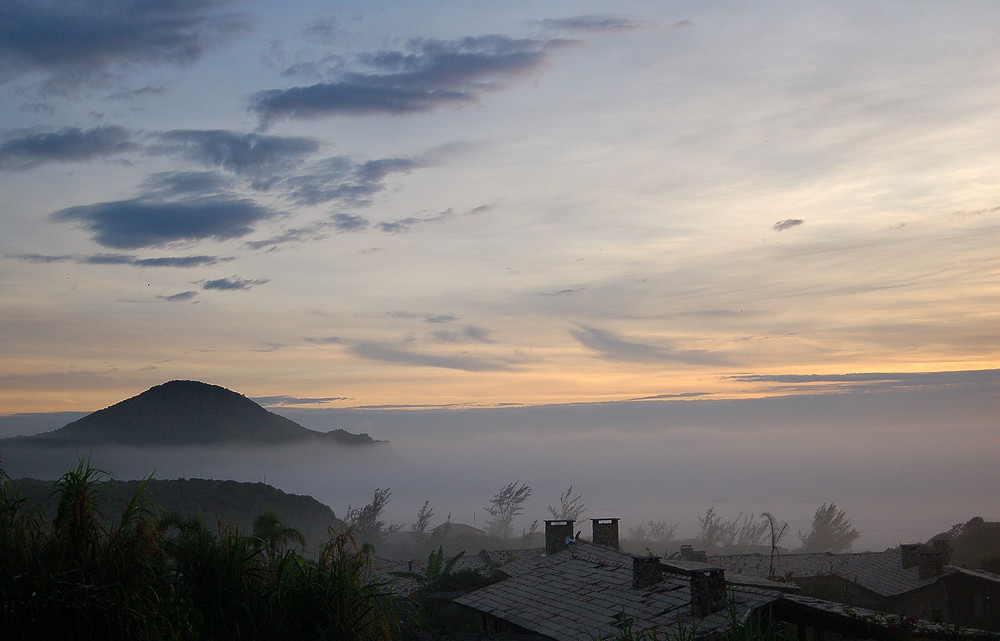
[16,380,384,447]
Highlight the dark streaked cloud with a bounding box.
[52,197,275,249]
[201,275,269,291]
[331,213,369,231]
[570,325,730,365]
[388,311,458,324]
[378,207,456,233]
[728,369,1000,394]
[350,342,513,372]
[251,35,569,124]
[131,255,231,268]
[0,0,252,92]
[140,170,236,197]
[285,156,419,206]
[302,336,348,345]
[630,392,711,401]
[242,213,370,251]
[431,326,494,344]
[50,171,277,249]
[10,252,229,268]
[154,129,319,175]
[0,126,136,170]
[7,253,73,263]
[773,218,804,231]
[539,15,643,33]
[253,395,349,407]
[156,291,198,302]
[379,204,489,234]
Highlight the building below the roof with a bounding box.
[453,519,995,641]
[704,540,1000,632]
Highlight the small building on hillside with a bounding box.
[453,519,978,641]
[705,542,1000,631]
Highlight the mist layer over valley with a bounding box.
[3,372,997,553]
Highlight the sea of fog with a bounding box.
[3,380,998,552]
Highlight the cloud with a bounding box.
[52,198,275,249]
[378,208,457,234]
[154,130,319,175]
[242,213,369,251]
[727,369,1000,394]
[0,126,136,170]
[251,35,569,124]
[50,171,277,249]
[431,326,494,344]
[302,336,348,345]
[539,15,643,33]
[285,156,419,206]
[11,252,229,268]
[570,325,730,365]
[349,342,514,372]
[130,255,231,268]
[388,311,459,324]
[253,395,349,407]
[200,275,269,291]
[0,0,252,93]
[156,291,198,302]
[331,213,369,231]
[773,218,804,231]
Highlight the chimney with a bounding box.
[592,518,620,549]
[932,539,951,565]
[633,555,662,589]
[901,543,922,569]
[692,550,708,562]
[690,568,727,617]
[919,551,944,579]
[680,544,694,561]
[544,519,575,555]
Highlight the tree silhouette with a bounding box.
[345,487,401,549]
[253,509,306,556]
[762,512,788,579]
[798,503,860,553]
[484,481,532,538]
[547,485,586,521]
[412,500,434,540]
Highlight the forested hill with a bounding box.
[8,380,384,447]
[12,476,343,553]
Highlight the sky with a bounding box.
[1,2,999,547]
[2,0,999,413]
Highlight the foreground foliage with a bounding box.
[0,461,394,641]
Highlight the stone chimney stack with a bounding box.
[592,518,620,549]
[680,544,694,561]
[919,551,945,579]
[690,568,727,617]
[901,543,922,569]
[932,539,951,565]
[633,555,662,589]
[544,520,575,556]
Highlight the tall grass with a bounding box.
[0,461,394,641]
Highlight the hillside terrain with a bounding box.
[12,476,343,553]
[1,380,383,447]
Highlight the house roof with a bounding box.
[455,542,781,641]
[708,549,953,597]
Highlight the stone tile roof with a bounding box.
[455,542,781,641]
[708,549,952,596]
[951,567,1000,585]
[371,547,543,596]
[661,560,801,593]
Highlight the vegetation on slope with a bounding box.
[0,460,394,641]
